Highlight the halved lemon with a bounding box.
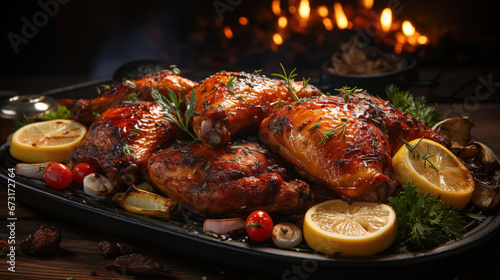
[303,199,396,256]
[10,119,86,163]
[392,138,474,209]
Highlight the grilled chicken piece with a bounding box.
[190,71,320,146]
[259,93,449,203]
[146,140,313,217]
[68,70,197,124]
[69,101,184,189]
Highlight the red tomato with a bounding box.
[44,162,73,189]
[245,210,273,242]
[72,163,97,185]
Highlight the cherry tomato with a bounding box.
[72,163,97,185]
[44,162,73,189]
[245,210,273,242]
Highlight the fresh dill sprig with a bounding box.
[401,137,438,171]
[385,84,441,127]
[151,88,197,139]
[388,181,467,251]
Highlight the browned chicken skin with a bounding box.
[146,140,313,217]
[259,93,449,203]
[69,101,185,188]
[68,70,197,124]
[190,72,320,146]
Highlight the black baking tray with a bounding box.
[1,139,500,280]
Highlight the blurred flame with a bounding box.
[298,0,310,19]
[272,0,281,15]
[322,18,333,30]
[239,17,249,26]
[317,5,329,18]
[402,21,415,36]
[223,26,233,39]
[360,0,374,9]
[380,8,392,32]
[278,16,288,28]
[418,35,429,45]
[333,3,348,29]
[273,33,284,45]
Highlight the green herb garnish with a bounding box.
[14,114,32,129]
[125,80,137,88]
[388,182,467,251]
[401,137,438,171]
[42,104,71,121]
[170,64,181,75]
[335,86,363,103]
[227,77,235,95]
[151,88,197,139]
[271,63,300,101]
[315,119,348,145]
[127,92,141,102]
[123,144,133,155]
[385,84,441,127]
[129,128,142,135]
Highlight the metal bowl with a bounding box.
[318,54,418,96]
[0,94,56,119]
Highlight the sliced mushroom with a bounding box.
[272,222,303,248]
[83,173,115,197]
[432,117,474,149]
[113,186,179,219]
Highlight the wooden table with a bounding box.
[0,77,500,280]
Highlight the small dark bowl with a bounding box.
[318,54,418,97]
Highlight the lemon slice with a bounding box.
[303,199,396,256]
[10,119,86,163]
[392,138,474,209]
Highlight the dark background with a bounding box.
[1,0,499,87]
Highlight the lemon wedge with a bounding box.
[392,138,475,209]
[10,119,86,163]
[303,199,396,256]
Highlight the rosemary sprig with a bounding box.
[315,119,348,145]
[335,86,363,103]
[227,77,235,95]
[169,64,181,75]
[271,63,300,101]
[151,88,197,139]
[401,137,438,171]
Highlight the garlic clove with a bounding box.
[83,173,115,198]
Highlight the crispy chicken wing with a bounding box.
[69,101,184,189]
[146,140,313,217]
[68,70,197,124]
[259,93,449,203]
[190,72,320,146]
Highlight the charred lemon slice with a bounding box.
[10,119,86,163]
[303,199,396,256]
[392,138,475,209]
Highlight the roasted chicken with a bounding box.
[259,93,449,203]
[67,70,197,124]
[146,140,313,217]
[69,101,185,189]
[190,72,320,146]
